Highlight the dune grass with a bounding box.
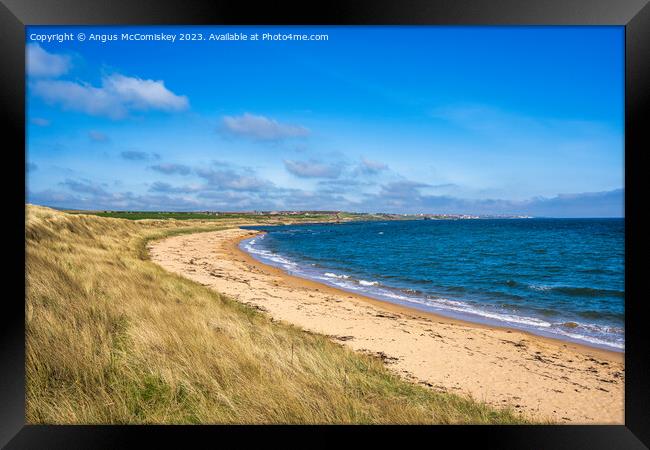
[67,210,335,221]
[25,205,527,424]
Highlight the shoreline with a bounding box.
[237,231,623,361]
[149,227,625,423]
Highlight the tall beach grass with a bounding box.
[26,205,526,424]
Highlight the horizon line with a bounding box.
[28,203,625,219]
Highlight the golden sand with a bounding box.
[149,227,624,424]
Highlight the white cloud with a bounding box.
[26,43,71,78]
[32,73,189,119]
[221,113,310,141]
[103,74,189,112]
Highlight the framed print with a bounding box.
[2,0,649,448]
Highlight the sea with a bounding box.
[240,219,624,351]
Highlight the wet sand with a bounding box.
[148,227,624,424]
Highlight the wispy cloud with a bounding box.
[220,113,310,141]
[317,179,374,194]
[30,117,51,127]
[29,188,203,212]
[149,181,200,194]
[59,178,109,196]
[356,157,388,175]
[26,43,71,78]
[88,130,110,142]
[284,159,343,179]
[148,161,276,194]
[30,173,624,218]
[360,181,624,217]
[32,73,189,119]
[120,151,160,161]
[150,163,192,175]
[522,189,624,218]
[195,167,273,191]
[430,104,619,144]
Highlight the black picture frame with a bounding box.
[2,0,648,448]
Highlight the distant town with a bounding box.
[200,211,533,220]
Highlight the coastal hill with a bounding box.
[26,204,525,424]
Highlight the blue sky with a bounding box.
[26,26,624,216]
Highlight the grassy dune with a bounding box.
[26,205,526,424]
[66,210,336,221]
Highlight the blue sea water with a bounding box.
[240,219,624,351]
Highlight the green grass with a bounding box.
[68,211,260,220]
[26,205,528,424]
[64,209,400,222]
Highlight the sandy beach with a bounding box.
[148,227,625,424]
